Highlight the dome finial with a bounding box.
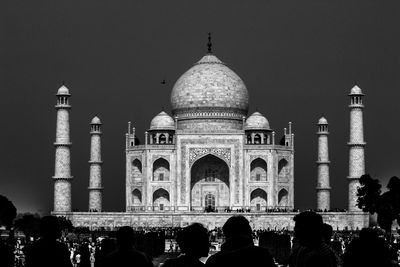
[207,32,212,54]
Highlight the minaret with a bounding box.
[88,116,103,212]
[348,85,366,212]
[53,85,73,213]
[316,117,331,211]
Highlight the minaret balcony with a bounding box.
[347,142,366,147]
[55,104,71,109]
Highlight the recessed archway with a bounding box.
[278,159,288,175]
[132,189,142,205]
[190,154,230,209]
[250,188,268,210]
[131,159,142,182]
[153,158,170,181]
[153,188,170,211]
[278,188,289,206]
[250,158,267,181]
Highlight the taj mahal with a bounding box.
[52,39,369,230]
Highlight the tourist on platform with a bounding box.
[163,223,209,267]
[25,215,73,267]
[100,226,153,267]
[288,211,337,267]
[205,215,276,267]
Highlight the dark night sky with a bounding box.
[1,0,400,215]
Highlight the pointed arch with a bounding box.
[131,159,142,182]
[254,134,261,144]
[153,188,170,210]
[278,189,289,206]
[153,158,170,181]
[278,158,289,175]
[250,188,268,210]
[250,158,267,181]
[190,154,230,208]
[132,189,142,205]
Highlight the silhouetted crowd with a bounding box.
[1,212,400,267]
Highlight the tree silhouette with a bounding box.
[357,175,400,233]
[0,195,17,229]
[357,174,382,214]
[14,213,41,238]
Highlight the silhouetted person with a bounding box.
[101,226,153,267]
[343,228,396,267]
[95,238,116,267]
[288,211,336,267]
[163,223,209,267]
[0,240,14,267]
[79,242,91,267]
[205,215,276,267]
[25,215,73,267]
[322,223,333,245]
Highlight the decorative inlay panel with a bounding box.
[189,148,231,167]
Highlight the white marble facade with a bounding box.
[125,52,294,213]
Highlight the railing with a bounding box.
[126,206,295,213]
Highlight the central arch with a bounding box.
[190,154,230,210]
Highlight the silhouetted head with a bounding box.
[293,211,323,247]
[40,216,61,240]
[116,226,136,249]
[176,223,209,258]
[359,228,379,241]
[223,215,252,239]
[322,223,333,244]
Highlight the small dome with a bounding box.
[57,85,70,95]
[91,116,102,124]
[150,111,175,130]
[349,85,363,95]
[245,112,271,130]
[318,117,328,125]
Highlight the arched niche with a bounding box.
[153,188,170,210]
[278,188,289,206]
[132,189,142,205]
[131,159,142,182]
[250,188,268,210]
[278,158,289,176]
[153,158,170,181]
[250,158,267,181]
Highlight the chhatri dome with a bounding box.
[150,111,175,130]
[245,112,271,130]
[318,116,328,125]
[91,116,102,124]
[349,85,363,95]
[57,85,70,95]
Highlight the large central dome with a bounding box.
[170,54,249,119]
